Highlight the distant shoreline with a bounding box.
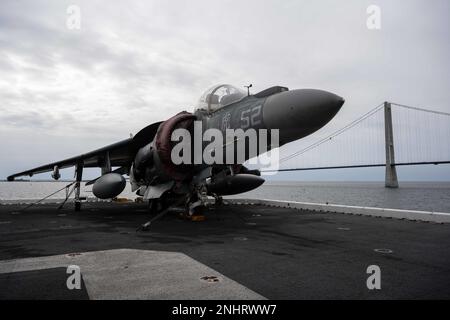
[0,179,130,183]
[1,181,450,212]
[2,179,450,183]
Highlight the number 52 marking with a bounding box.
[240,105,262,129]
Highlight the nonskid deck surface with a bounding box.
[0,201,450,299]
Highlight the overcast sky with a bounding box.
[0,0,449,181]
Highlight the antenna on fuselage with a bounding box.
[244,84,253,96]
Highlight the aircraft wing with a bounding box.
[7,121,163,181]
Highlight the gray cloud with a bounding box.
[0,0,449,180]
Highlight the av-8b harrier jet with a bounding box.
[7,84,344,216]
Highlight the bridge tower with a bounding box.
[384,102,399,188]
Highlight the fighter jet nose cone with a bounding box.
[262,89,344,144]
[335,95,345,109]
[327,94,345,116]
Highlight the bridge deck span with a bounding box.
[262,161,450,173]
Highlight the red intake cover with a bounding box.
[155,111,196,181]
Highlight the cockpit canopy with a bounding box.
[195,84,247,113]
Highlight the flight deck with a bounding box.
[1,201,450,299]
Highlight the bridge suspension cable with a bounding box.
[390,102,450,117]
[260,101,450,177]
[278,102,384,165]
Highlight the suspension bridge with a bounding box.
[263,102,450,187]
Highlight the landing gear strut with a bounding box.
[213,194,223,206]
[187,185,208,216]
[74,162,83,211]
[148,198,161,215]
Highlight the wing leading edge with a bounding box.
[7,121,163,181]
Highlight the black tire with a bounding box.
[192,205,205,216]
[148,199,158,215]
